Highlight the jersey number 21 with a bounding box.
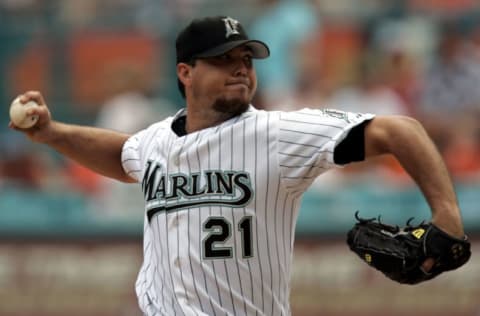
[202,216,253,259]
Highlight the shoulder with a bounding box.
[123,116,173,150]
[140,116,174,137]
[268,107,374,125]
[146,117,173,132]
[240,106,374,129]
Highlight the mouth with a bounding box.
[226,80,250,90]
[227,83,249,90]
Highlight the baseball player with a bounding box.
[10,16,467,316]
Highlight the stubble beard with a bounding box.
[212,96,250,118]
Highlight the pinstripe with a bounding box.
[281,175,317,180]
[159,135,172,315]
[279,118,344,129]
[290,196,301,255]
[253,114,265,313]
[278,140,324,148]
[243,118,255,314]
[280,166,327,173]
[145,156,160,310]
[185,133,205,313]
[219,126,237,315]
[273,177,283,315]
[265,113,274,315]
[158,223,166,311]
[230,123,247,315]
[207,138,223,309]
[285,195,295,312]
[278,152,314,159]
[279,128,334,138]
[151,217,164,311]
[143,127,166,162]
[175,137,198,316]
[120,108,374,315]
[138,232,150,307]
[272,112,284,315]
[281,109,349,120]
[280,190,289,308]
[145,142,165,312]
[165,134,181,316]
[194,134,217,316]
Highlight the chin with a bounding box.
[212,96,250,117]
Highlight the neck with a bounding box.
[184,98,250,134]
[185,106,234,133]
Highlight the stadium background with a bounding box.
[1,0,480,315]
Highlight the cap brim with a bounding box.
[195,40,270,59]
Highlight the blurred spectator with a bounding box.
[95,62,169,133]
[325,54,411,183]
[59,0,180,37]
[466,21,480,61]
[417,22,480,177]
[0,0,35,10]
[284,65,337,110]
[285,21,364,110]
[328,53,409,116]
[381,49,422,116]
[250,0,320,109]
[0,130,50,189]
[443,131,480,180]
[86,62,175,219]
[419,22,480,118]
[370,16,435,115]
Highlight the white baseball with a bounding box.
[9,97,40,128]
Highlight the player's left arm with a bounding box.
[363,115,464,238]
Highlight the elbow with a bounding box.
[365,115,426,157]
[394,116,427,137]
[396,115,423,127]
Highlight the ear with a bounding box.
[177,63,192,88]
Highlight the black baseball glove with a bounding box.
[347,211,471,284]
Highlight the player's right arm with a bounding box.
[9,91,135,183]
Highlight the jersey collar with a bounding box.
[171,105,256,137]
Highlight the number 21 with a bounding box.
[202,216,253,259]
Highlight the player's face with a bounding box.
[189,46,257,115]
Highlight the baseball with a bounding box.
[9,97,40,128]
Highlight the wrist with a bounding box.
[431,208,464,238]
[41,121,66,146]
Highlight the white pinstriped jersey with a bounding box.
[121,105,374,316]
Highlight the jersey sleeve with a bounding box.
[277,108,374,192]
[121,129,147,182]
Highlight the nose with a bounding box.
[233,59,248,77]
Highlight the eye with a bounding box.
[243,55,253,67]
[218,54,231,61]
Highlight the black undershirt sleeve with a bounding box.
[333,120,372,165]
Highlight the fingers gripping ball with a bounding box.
[9,97,40,128]
[347,211,471,284]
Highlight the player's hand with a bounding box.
[347,211,470,284]
[421,258,435,273]
[9,91,55,143]
[422,209,466,273]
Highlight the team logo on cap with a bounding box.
[222,17,240,38]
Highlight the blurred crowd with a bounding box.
[1,0,480,208]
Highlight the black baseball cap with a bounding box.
[176,16,270,63]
